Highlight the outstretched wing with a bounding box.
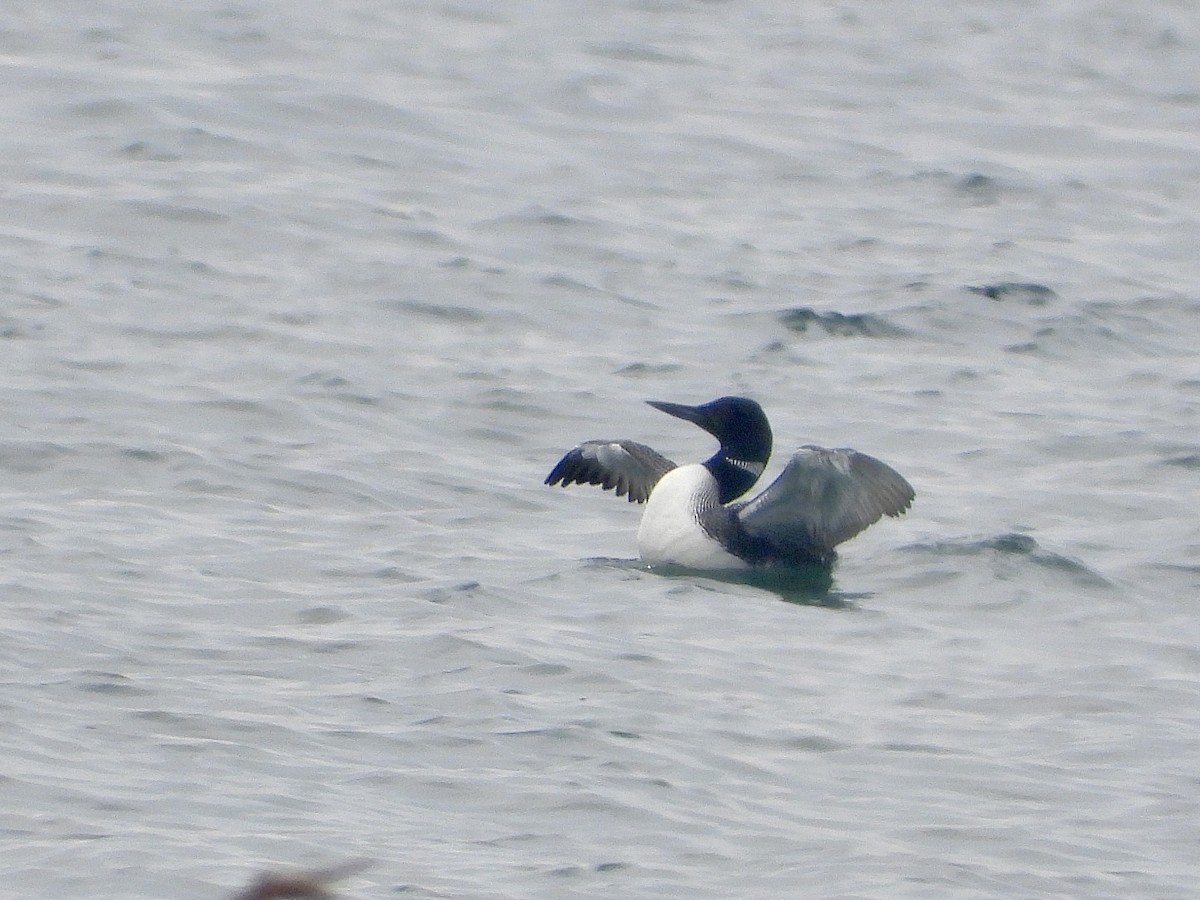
[735,445,914,555]
[545,440,677,504]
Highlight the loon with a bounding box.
[545,396,914,569]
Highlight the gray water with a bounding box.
[3,1,1200,897]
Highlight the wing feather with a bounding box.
[544,440,677,504]
[735,446,914,555]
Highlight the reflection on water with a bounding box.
[592,557,850,607]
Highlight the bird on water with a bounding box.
[545,396,914,569]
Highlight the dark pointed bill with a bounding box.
[645,399,703,425]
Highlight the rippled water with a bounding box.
[3,2,1200,897]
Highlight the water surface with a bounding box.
[2,2,1199,897]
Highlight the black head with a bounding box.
[646,396,773,462]
[646,396,773,502]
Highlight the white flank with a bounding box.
[636,464,748,569]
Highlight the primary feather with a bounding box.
[544,440,677,503]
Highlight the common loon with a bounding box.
[545,396,914,569]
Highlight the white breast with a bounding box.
[636,464,748,569]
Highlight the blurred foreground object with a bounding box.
[230,859,373,900]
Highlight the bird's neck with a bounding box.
[704,452,766,504]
